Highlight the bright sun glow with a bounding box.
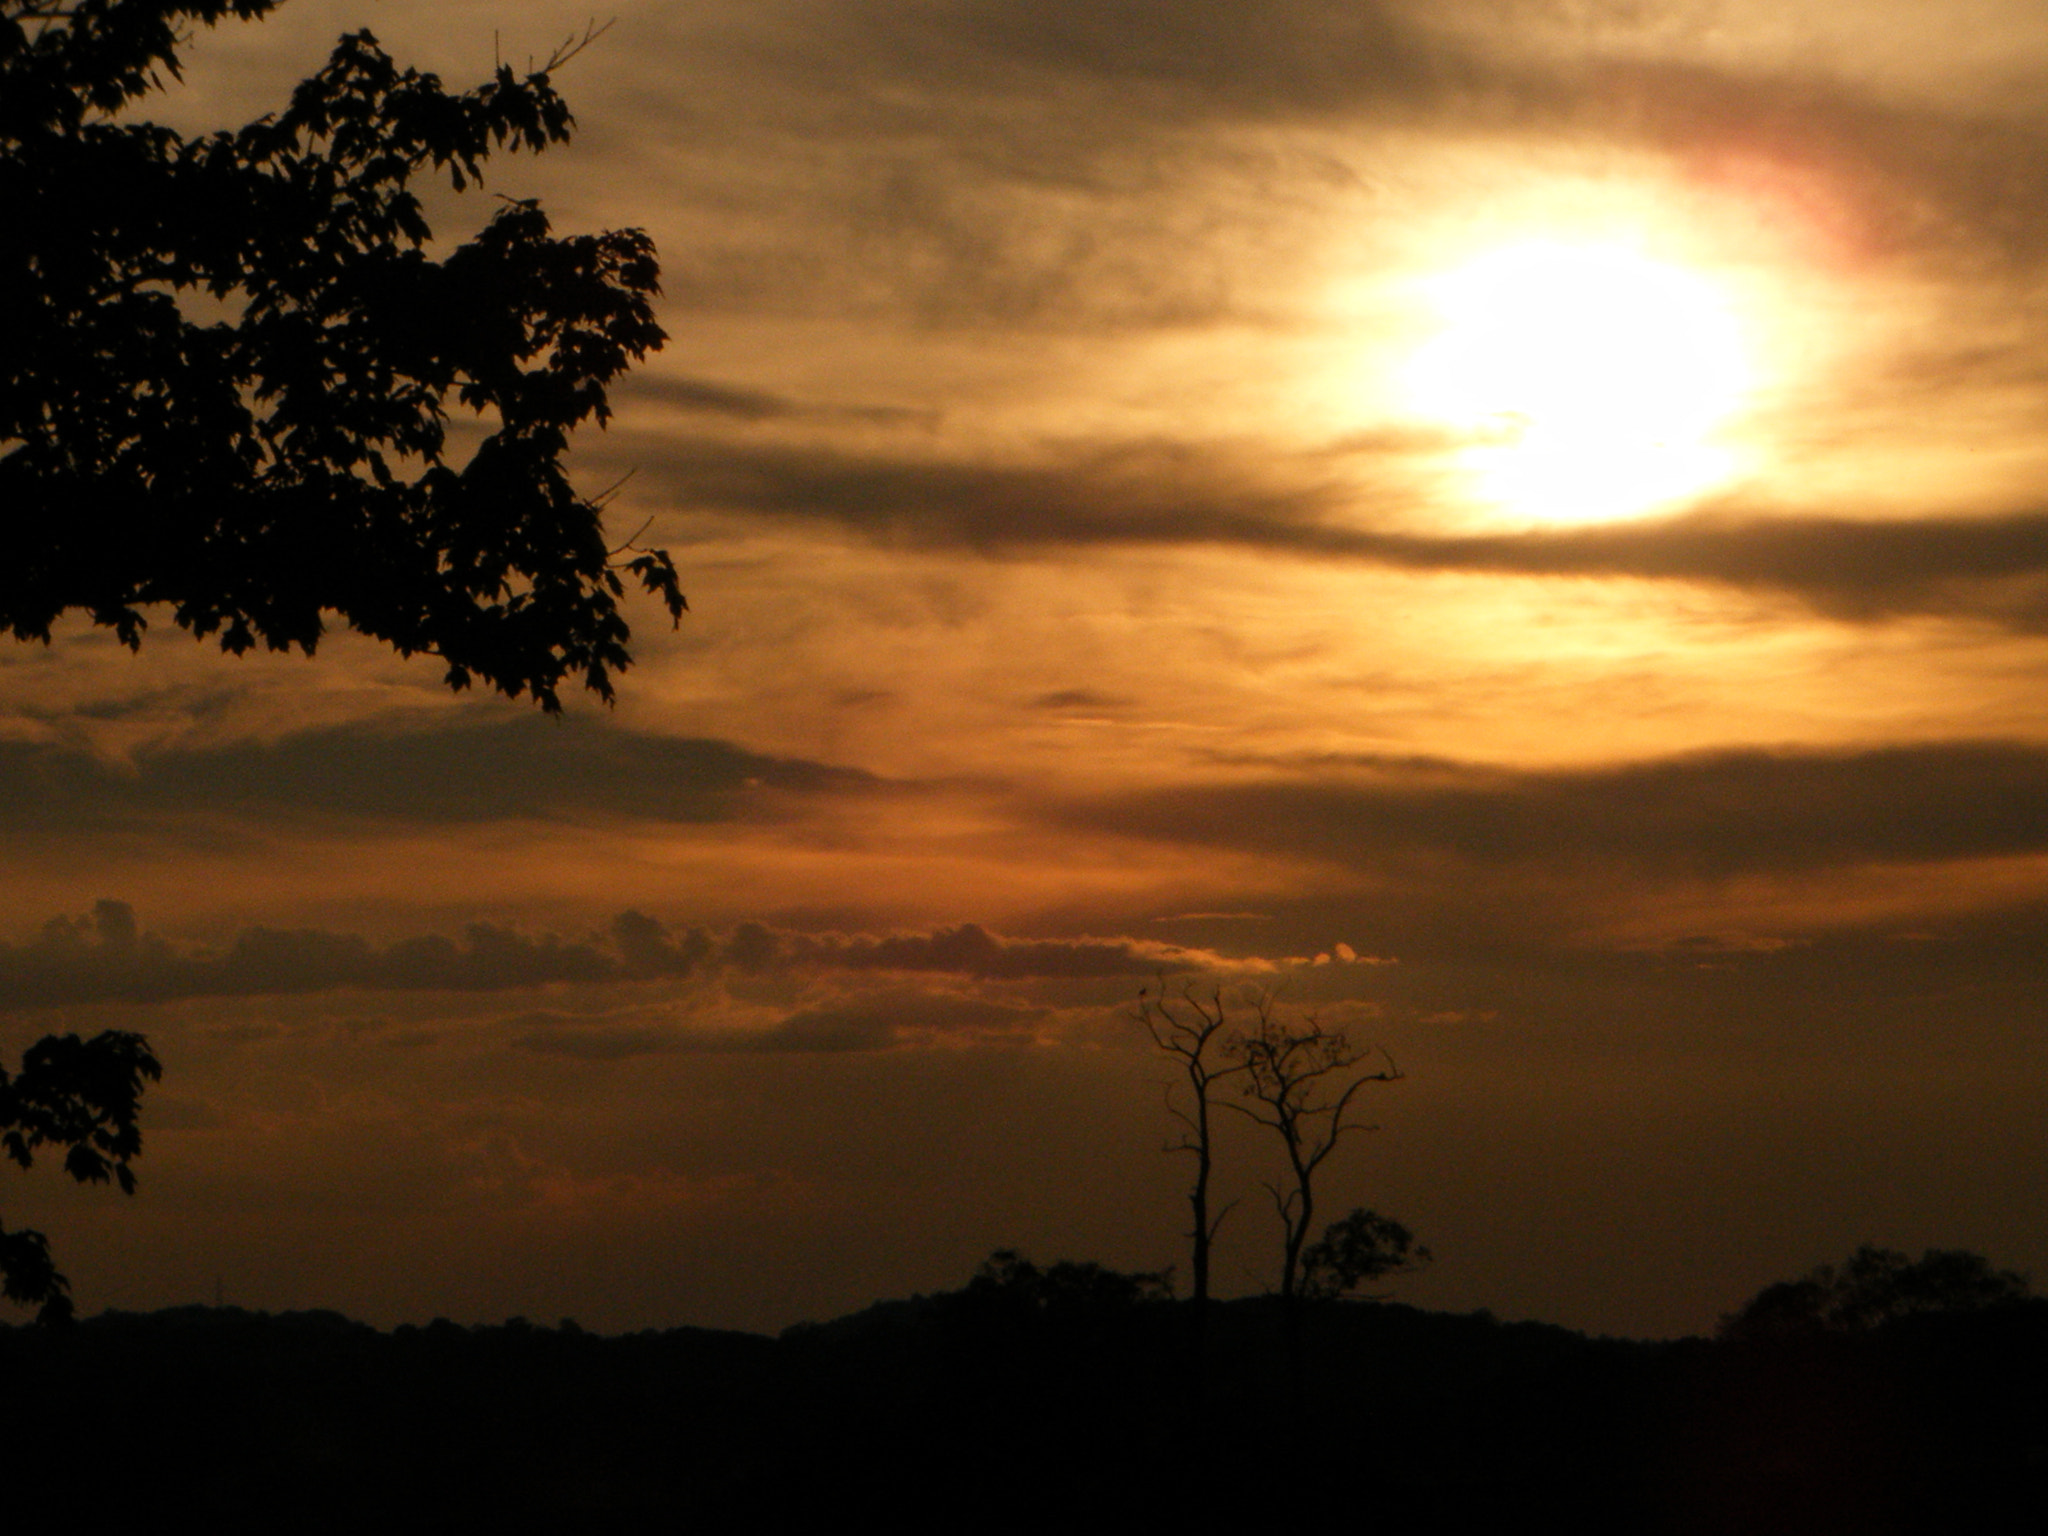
[1404,241,1753,525]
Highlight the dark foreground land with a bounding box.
[1,1284,2043,1532]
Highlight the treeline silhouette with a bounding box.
[2,1251,2043,1532]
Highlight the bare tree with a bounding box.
[1136,981,1245,1311]
[1228,1001,1403,1303]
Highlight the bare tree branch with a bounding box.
[1136,979,1245,1311]
[532,18,616,77]
[1225,1000,1403,1304]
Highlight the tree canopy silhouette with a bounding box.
[0,1030,161,1323]
[1299,1207,1430,1301]
[1,0,682,710]
[1719,1245,2033,1341]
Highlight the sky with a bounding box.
[9,0,2048,1339]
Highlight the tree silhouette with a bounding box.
[2,1,682,711]
[1719,1245,2032,1341]
[1299,1206,1430,1301]
[1135,981,1245,1312]
[1218,1002,1404,1420]
[0,1029,162,1322]
[1227,1002,1402,1303]
[2,0,672,1313]
[960,1249,1175,1319]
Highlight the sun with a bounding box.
[1403,240,1753,525]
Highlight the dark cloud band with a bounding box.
[0,716,881,832]
[1066,739,2048,877]
[0,905,1208,1012]
[644,433,2048,629]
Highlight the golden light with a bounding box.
[1404,241,1753,525]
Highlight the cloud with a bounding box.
[617,919,1228,986]
[39,726,2048,1017]
[0,905,1226,1012]
[0,902,624,1010]
[611,912,717,980]
[616,373,938,428]
[0,715,884,832]
[642,431,2048,630]
[165,0,2048,347]
[637,434,1371,552]
[938,1,2048,274]
[783,923,1204,979]
[926,0,1454,120]
[1332,507,2048,631]
[760,991,1046,1052]
[1029,690,1132,711]
[1062,739,2048,880]
[753,1003,902,1054]
[634,0,2048,314]
[1601,52,2048,271]
[510,1021,686,1062]
[501,987,1046,1060]
[139,1094,230,1131]
[617,374,819,422]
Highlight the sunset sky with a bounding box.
[9,0,2048,1339]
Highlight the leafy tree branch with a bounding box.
[0,1029,162,1323]
[2,1,682,709]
